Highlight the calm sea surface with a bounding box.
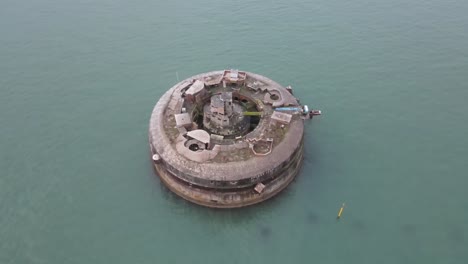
[1,0,468,263]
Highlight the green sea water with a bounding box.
[1,0,468,263]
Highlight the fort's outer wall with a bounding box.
[149,71,304,189]
[151,138,304,208]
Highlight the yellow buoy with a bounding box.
[337,203,345,219]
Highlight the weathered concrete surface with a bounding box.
[149,70,310,208]
[152,143,304,208]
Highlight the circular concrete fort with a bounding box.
[149,70,321,208]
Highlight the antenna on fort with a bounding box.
[176,71,180,82]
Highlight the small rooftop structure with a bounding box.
[271,111,293,125]
[210,134,224,141]
[210,94,225,114]
[186,129,210,144]
[185,80,208,103]
[222,69,246,85]
[174,113,192,128]
[254,183,266,194]
[204,75,223,86]
[221,92,233,102]
[230,70,239,81]
[185,80,205,96]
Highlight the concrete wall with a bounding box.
[152,134,304,190]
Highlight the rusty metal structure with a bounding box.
[149,70,320,208]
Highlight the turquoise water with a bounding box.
[1,0,468,263]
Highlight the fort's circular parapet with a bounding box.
[149,70,320,208]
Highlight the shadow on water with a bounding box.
[306,211,319,224]
[400,223,417,235]
[147,150,308,241]
[302,139,319,167]
[447,226,465,246]
[350,219,367,233]
[258,225,272,240]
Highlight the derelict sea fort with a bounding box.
[149,70,320,208]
